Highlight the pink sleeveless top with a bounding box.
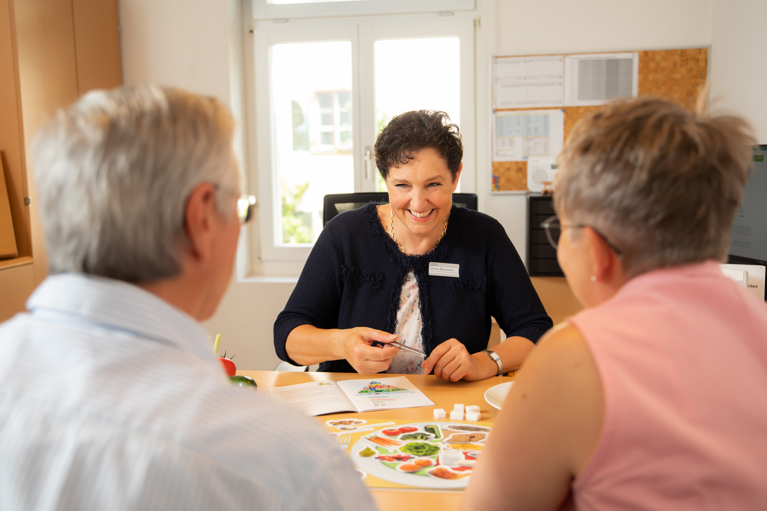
[568,261,767,510]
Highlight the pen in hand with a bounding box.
[371,337,426,358]
[389,340,426,358]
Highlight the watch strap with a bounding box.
[482,349,503,376]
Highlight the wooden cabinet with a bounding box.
[0,0,121,321]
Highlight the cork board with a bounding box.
[492,48,709,191]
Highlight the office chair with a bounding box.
[322,192,478,227]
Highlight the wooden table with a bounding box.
[239,370,515,511]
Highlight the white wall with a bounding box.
[709,0,767,143]
[120,0,231,101]
[119,0,715,370]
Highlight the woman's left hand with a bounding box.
[422,339,495,382]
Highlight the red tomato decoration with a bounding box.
[381,428,402,436]
[219,357,236,377]
[399,427,418,433]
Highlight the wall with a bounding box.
[120,0,231,101]
[709,0,767,143]
[119,0,714,370]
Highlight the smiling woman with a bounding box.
[382,147,458,256]
[273,111,553,381]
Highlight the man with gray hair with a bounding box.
[0,85,375,510]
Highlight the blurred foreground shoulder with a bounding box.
[463,322,603,511]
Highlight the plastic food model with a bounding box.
[219,356,236,377]
[230,375,258,389]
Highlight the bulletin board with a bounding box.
[491,48,709,192]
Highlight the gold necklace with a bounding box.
[389,209,448,256]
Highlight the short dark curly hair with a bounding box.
[374,110,463,180]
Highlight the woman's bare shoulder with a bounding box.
[522,322,593,375]
[513,321,605,474]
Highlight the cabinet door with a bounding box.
[0,0,122,321]
[0,0,35,321]
[14,0,81,291]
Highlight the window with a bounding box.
[267,39,354,246]
[247,10,476,271]
[315,90,352,151]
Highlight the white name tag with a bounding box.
[429,262,460,278]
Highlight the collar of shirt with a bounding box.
[26,273,217,367]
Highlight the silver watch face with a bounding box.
[484,350,502,375]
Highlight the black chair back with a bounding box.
[322,192,478,227]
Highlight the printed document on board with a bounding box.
[493,55,564,109]
[493,109,564,162]
[564,53,638,106]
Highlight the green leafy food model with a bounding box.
[399,442,440,457]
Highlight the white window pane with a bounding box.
[374,37,461,191]
[271,41,354,245]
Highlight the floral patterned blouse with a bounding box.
[387,271,425,374]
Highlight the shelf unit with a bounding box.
[527,194,564,277]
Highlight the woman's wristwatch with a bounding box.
[482,349,503,376]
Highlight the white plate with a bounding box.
[484,381,514,410]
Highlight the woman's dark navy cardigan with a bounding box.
[274,204,553,372]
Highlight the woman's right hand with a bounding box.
[340,328,399,375]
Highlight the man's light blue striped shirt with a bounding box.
[0,274,375,510]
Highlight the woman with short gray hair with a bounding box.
[465,96,767,510]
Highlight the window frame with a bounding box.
[313,90,353,152]
[252,0,475,20]
[245,12,476,274]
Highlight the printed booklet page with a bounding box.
[268,376,434,416]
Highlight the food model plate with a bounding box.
[484,381,514,410]
[351,422,490,489]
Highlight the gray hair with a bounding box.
[555,96,756,277]
[32,85,239,282]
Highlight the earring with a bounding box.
[590,276,597,282]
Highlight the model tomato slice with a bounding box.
[398,427,418,433]
[381,428,402,436]
[219,357,236,377]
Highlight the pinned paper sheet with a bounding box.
[493,55,564,109]
[493,109,564,162]
[527,156,558,192]
[564,53,638,107]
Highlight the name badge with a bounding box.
[429,262,460,278]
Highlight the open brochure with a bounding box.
[268,376,435,416]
